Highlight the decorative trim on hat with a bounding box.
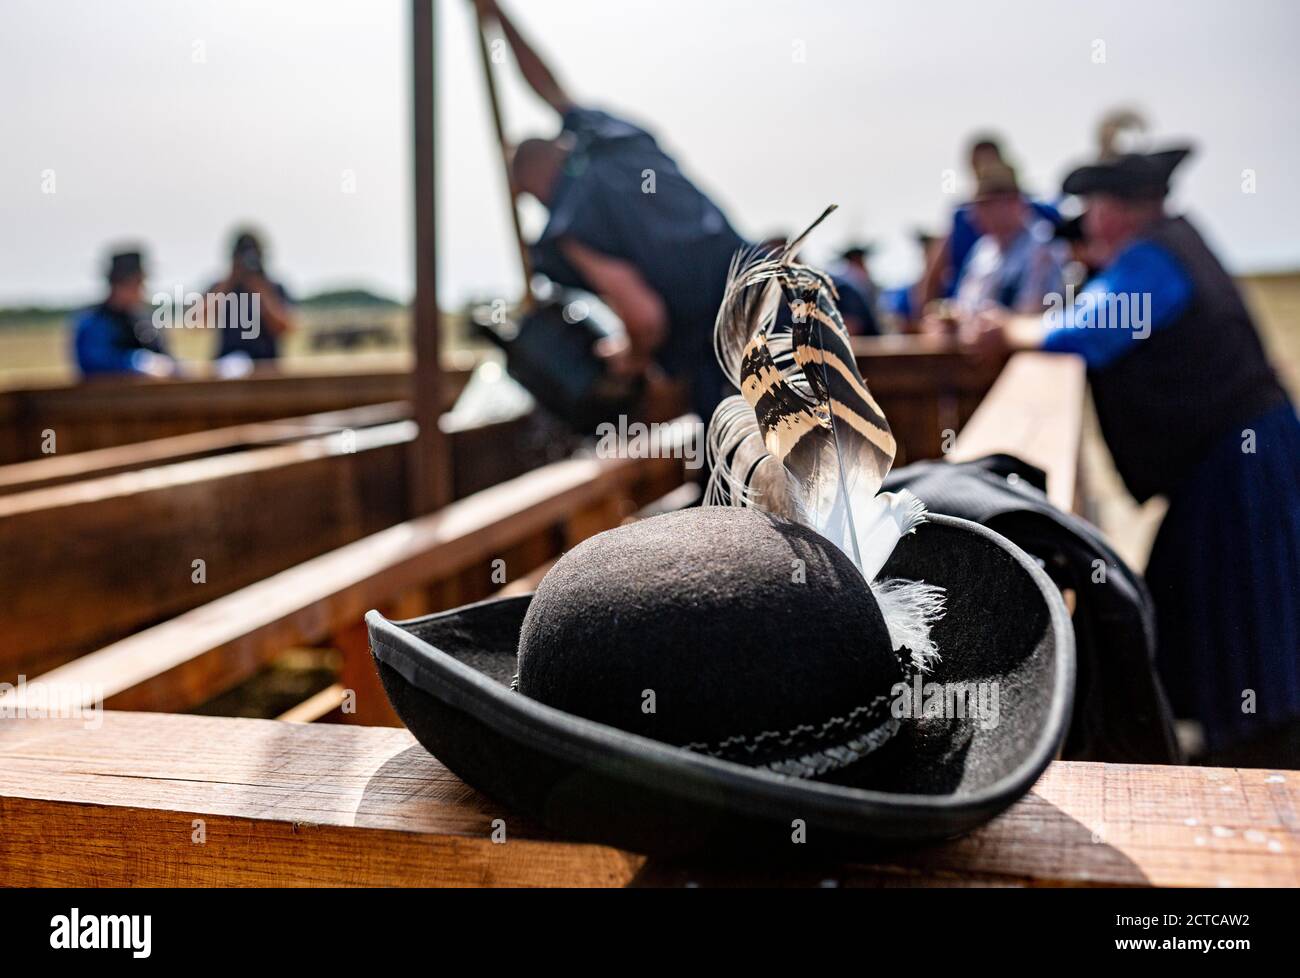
[682,687,900,778]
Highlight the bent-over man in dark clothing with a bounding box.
[478,0,744,422]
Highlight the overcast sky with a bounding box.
[2,0,1298,308]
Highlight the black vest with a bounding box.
[100,302,166,356]
[1089,216,1287,502]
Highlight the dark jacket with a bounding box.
[1090,216,1286,502]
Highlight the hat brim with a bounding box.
[368,514,1075,857]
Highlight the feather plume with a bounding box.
[705,206,944,667]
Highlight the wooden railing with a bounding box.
[7,351,1253,889]
[0,409,545,679]
[1,712,1293,886]
[949,352,1087,512]
[4,441,686,722]
[0,401,408,495]
[853,334,1005,465]
[0,363,471,464]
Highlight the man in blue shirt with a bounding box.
[914,135,1060,323]
[72,248,177,378]
[949,162,1066,316]
[478,0,744,422]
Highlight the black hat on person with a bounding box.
[367,505,1075,857]
[839,243,875,261]
[106,249,145,284]
[1062,146,1193,200]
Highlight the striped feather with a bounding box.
[705,206,944,666]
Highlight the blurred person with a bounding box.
[948,162,1066,316]
[963,146,1300,766]
[759,232,878,337]
[197,229,297,367]
[830,244,883,335]
[72,248,177,378]
[913,134,1059,324]
[1053,211,1103,289]
[477,0,746,421]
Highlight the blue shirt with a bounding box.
[531,107,745,417]
[948,198,1061,297]
[72,303,168,377]
[1042,240,1193,369]
[954,217,1066,315]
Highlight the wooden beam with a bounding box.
[0,401,408,495]
[0,712,637,886]
[276,683,347,724]
[0,423,412,680]
[0,712,1294,887]
[0,412,541,680]
[4,445,683,714]
[409,0,454,515]
[851,334,1004,464]
[0,365,472,464]
[949,352,1087,512]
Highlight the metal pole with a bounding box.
[409,0,453,515]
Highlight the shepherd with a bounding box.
[963,145,1300,766]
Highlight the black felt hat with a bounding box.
[367,506,1074,858]
[106,249,146,284]
[1062,146,1193,200]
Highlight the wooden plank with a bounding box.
[276,684,347,724]
[0,712,637,886]
[949,352,1087,512]
[0,365,471,464]
[852,334,1004,463]
[0,401,408,495]
[0,423,414,680]
[4,446,683,714]
[335,621,404,727]
[0,712,1294,887]
[0,410,544,680]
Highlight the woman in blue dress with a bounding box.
[967,146,1300,767]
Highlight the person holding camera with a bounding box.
[201,229,297,365]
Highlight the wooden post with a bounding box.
[409,0,454,516]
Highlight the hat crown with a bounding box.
[1063,144,1193,199]
[973,161,1021,199]
[517,507,902,774]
